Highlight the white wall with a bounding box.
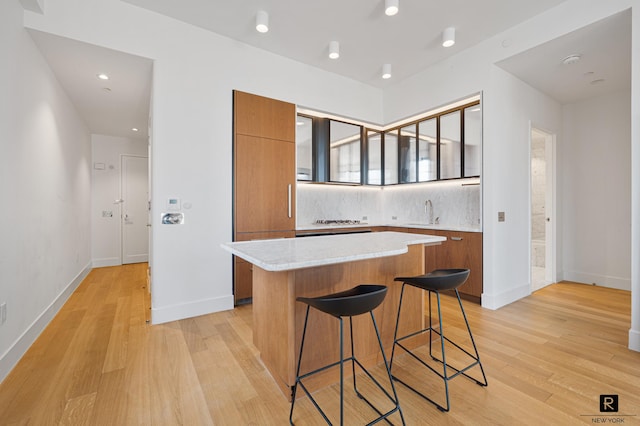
[0,0,92,381]
[91,134,147,267]
[562,90,631,290]
[23,0,384,325]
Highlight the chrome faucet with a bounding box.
[425,199,434,225]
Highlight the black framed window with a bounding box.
[297,100,480,185]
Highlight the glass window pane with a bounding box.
[464,106,482,177]
[418,118,437,181]
[384,131,398,185]
[440,111,461,179]
[367,131,382,185]
[329,120,361,183]
[296,115,313,181]
[400,124,417,183]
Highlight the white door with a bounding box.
[530,127,555,291]
[121,155,149,264]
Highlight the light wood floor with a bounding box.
[1,263,639,425]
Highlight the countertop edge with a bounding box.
[296,223,482,233]
[221,232,445,272]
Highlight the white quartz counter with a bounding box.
[221,231,445,272]
[295,223,482,233]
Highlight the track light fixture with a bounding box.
[385,0,399,16]
[382,64,392,79]
[329,41,340,59]
[442,27,455,47]
[256,10,269,33]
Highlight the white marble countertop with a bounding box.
[221,231,446,272]
[295,222,482,233]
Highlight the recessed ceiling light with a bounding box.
[97,73,109,80]
[132,127,139,132]
[102,87,111,92]
[296,121,305,126]
[561,54,582,65]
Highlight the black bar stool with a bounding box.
[289,285,405,425]
[390,269,487,412]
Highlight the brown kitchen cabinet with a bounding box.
[398,228,483,303]
[233,91,296,303]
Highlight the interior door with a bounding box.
[121,155,149,264]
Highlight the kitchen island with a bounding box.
[221,231,445,399]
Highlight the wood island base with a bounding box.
[252,244,428,401]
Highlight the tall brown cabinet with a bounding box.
[233,91,296,303]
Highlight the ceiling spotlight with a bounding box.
[442,27,455,47]
[256,10,269,33]
[562,54,582,65]
[385,0,399,16]
[329,41,340,59]
[132,127,139,132]
[382,64,392,79]
[97,73,109,80]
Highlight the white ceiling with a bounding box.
[123,0,570,88]
[497,10,631,105]
[28,29,152,140]
[25,1,631,139]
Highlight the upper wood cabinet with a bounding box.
[234,90,296,142]
[233,90,296,303]
[235,134,295,233]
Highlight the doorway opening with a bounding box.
[530,127,555,291]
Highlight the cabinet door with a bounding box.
[235,135,295,233]
[436,231,482,300]
[234,91,295,142]
[233,231,295,303]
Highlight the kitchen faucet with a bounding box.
[425,199,434,225]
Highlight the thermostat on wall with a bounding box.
[167,198,181,211]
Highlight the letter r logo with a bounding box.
[600,394,618,412]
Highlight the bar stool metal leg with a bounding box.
[391,275,487,413]
[290,286,405,425]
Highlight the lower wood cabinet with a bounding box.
[401,228,483,303]
[233,231,295,303]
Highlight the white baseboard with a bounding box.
[481,282,531,310]
[563,270,631,291]
[0,262,92,384]
[629,328,640,352]
[151,294,234,325]
[92,257,121,268]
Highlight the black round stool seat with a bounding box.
[296,284,387,318]
[394,268,470,292]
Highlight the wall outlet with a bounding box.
[498,211,505,222]
[392,216,397,220]
[0,302,6,325]
[362,216,368,220]
[102,210,113,218]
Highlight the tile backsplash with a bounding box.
[296,178,481,229]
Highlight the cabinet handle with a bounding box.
[287,184,292,218]
[451,236,463,241]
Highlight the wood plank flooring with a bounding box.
[1,263,639,425]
